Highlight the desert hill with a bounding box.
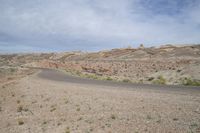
[1,44,200,85]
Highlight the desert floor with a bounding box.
[0,69,200,133]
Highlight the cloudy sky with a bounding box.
[0,0,200,52]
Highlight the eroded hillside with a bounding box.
[1,44,200,85]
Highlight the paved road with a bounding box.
[37,68,200,92]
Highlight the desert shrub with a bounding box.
[65,127,70,133]
[122,79,131,83]
[18,120,24,125]
[147,77,154,81]
[75,71,81,76]
[139,79,143,83]
[23,108,29,112]
[76,107,80,111]
[43,121,47,125]
[173,118,178,121]
[182,78,200,86]
[111,114,116,120]
[153,75,166,85]
[106,76,113,81]
[50,107,56,112]
[17,105,23,112]
[10,68,16,73]
[147,115,152,120]
[17,100,20,104]
[85,74,98,79]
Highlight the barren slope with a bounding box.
[0,69,200,133]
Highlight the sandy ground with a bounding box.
[0,70,200,133]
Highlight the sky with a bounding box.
[0,0,200,52]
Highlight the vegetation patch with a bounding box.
[147,115,152,120]
[153,75,166,85]
[65,127,70,133]
[76,107,80,111]
[111,114,116,120]
[50,105,56,112]
[122,79,131,83]
[18,120,24,125]
[147,77,154,81]
[181,77,200,86]
[105,76,113,81]
[17,105,23,112]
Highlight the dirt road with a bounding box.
[0,69,200,133]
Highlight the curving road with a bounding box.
[36,68,200,92]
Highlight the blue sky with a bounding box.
[0,0,200,52]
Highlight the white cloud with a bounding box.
[0,0,200,52]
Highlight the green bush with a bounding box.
[153,75,166,85]
[182,78,200,86]
[106,77,113,81]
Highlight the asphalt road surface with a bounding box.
[37,68,200,92]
